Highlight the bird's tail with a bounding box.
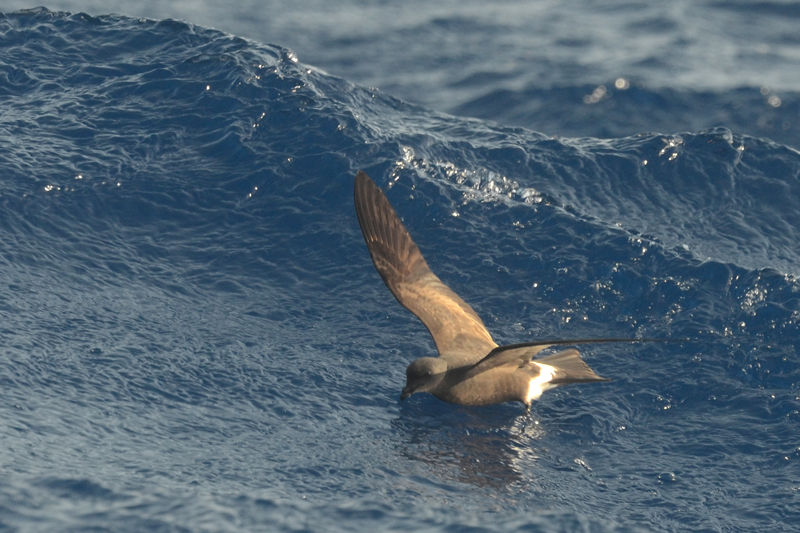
[535,349,610,385]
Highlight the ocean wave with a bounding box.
[1,8,798,533]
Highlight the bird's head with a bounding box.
[400,357,448,400]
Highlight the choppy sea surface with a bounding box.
[1,5,799,533]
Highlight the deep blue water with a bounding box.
[1,6,799,533]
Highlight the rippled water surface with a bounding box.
[0,5,799,533]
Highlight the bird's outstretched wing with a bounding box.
[463,338,671,379]
[354,171,497,366]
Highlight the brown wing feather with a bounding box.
[354,171,496,366]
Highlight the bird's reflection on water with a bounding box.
[393,401,548,490]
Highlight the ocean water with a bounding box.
[0,5,798,533]
[20,0,800,149]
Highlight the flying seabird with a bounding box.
[354,170,650,410]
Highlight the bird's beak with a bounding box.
[400,386,413,401]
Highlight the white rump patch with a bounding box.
[526,363,557,403]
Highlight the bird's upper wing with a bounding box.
[354,171,497,366]
[463,338,668,378]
